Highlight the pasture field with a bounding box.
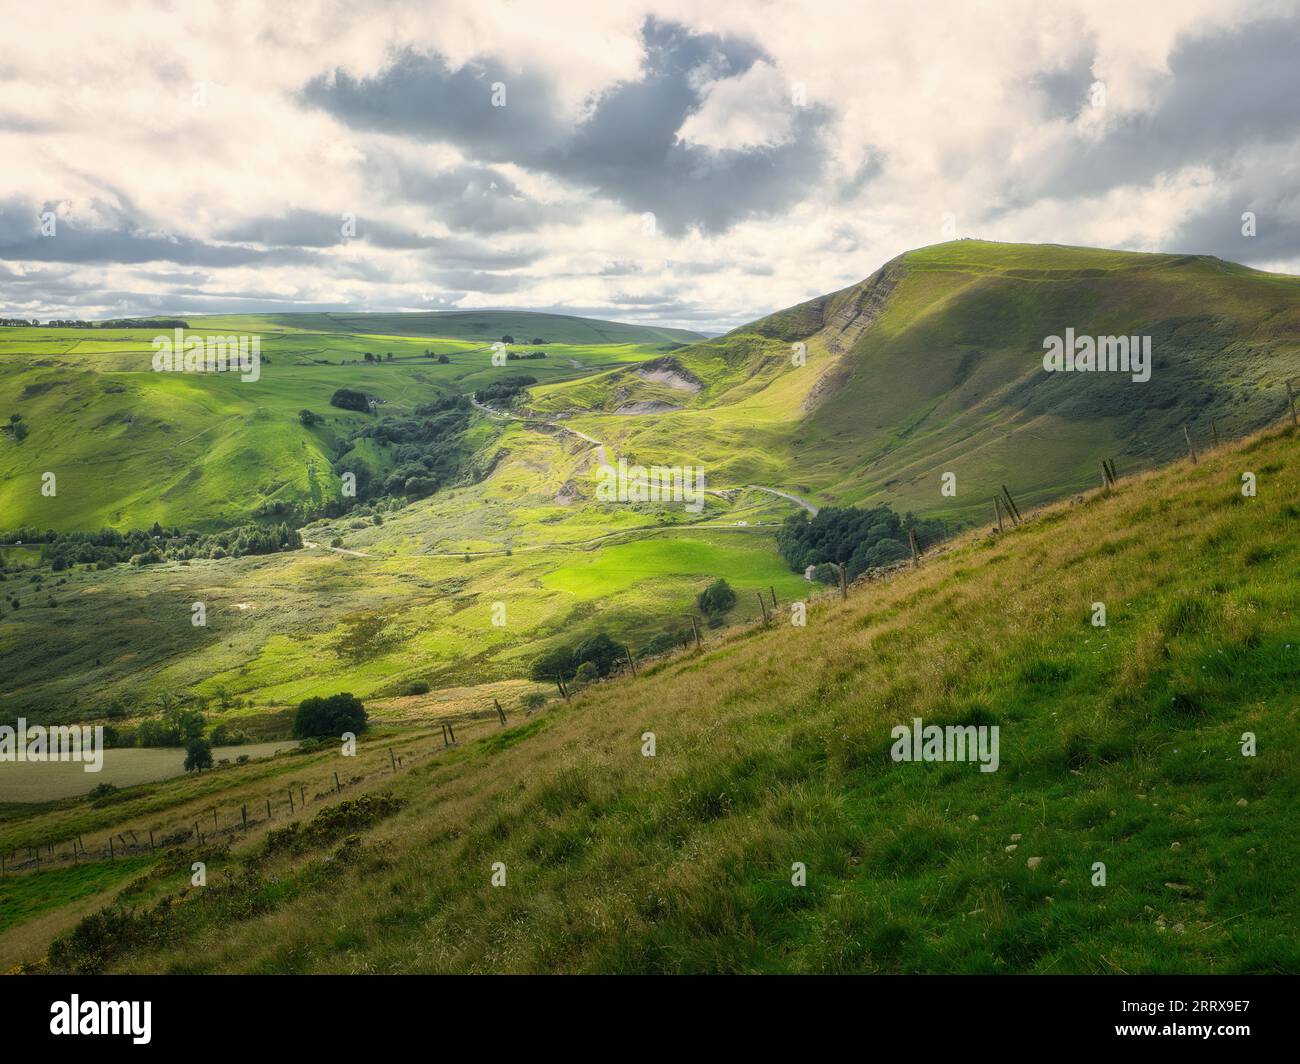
[4,418,1295,973]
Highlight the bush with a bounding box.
[298,409,323,426]
[697,578,736,618]
[400,680,430,696]
[574,661,599,685]
[330,388,370,413]
[183,737,213,773]
[293,692,367,738]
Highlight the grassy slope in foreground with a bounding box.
[40,420,1300,974]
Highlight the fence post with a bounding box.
[300,786,306,807]
[288,788,295,813]
[1106,458,1118,485]
[241,806,247,831]
[994,496,1004,533]
[1183,423,1198,464]
[108,836,113,860]
[1101,459,1112,489]
[690,614,702,650]
[267,799,273,820]
[624,646,637,676]
[1001,485,1022,525]
[1288,380,1298,427]
[909,529,920,568]
[390,747,397,771]
[1210,420,1220,448]
[150,829,156,852]
[757,592,770,624]
[334,772,341,794]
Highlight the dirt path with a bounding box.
[301,538,371,558]
[471,398,817,512]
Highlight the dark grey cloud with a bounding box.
[303,17,834,236]
[0,198,317,267]
[384,160,572,235]
[1029,15,1300,202]
[1169,165,1300,262]
[1031,47,1096,121]
[216,207,542,269]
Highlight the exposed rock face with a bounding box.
[799,258,906,413]
[613,401,681,414]
[821,258,906,356]
[634,356,702,393]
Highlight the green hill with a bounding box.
[532,241,1300,523]
[13,418,1297,973]
[0,312,694,530]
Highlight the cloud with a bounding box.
[303,16,834,236]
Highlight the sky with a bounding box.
[2,0,1299,333]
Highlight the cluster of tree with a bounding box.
[11,521,302,569]
[473,374,536,406]
[362,352,395,362]
[330,388,371,412]
[776,504,946,583]
[3,413,27,442]
[293,692,368,738]
[421,350,452,363]
[506,351,547,361]
[333,394,471,500]
[0,317,191,329]
[99,318,190,329]
[136,705,206,747]
[530,632,628,684]
[696,578,736,623]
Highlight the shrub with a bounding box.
[293,692,367,738]
[183,737,213,773]
[697,578,736,617]
[329,388,370,413]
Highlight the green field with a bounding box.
[5,418,1295,973]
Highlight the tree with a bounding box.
[183,737,213,773]
[574,661,599,685]
[530,643,576,683]
[293,692,368,738]
[501,334,514,343]
[299,409,323,426]
[330,388,370,412]
[573,632,625,677]
[697,578,736,618]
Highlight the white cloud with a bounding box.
[0,0,1295,330]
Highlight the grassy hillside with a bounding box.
[216,311,707,345]
[0,313,690,530]
[530,241,1300,523]
[10,419,1297,973]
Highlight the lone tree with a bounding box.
[697,578,736,619]
[293,692,368,738]
[183,737,213,773]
